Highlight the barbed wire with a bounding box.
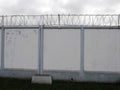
[0,14,120,26]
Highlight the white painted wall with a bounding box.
[84,29,120,72]
[3,28,120,72]
[43,29,81,71]
[0,30,1,68]
[4,29,38,70]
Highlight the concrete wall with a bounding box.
[84,29,120,73]
[4,29,38,70]
[43,29,81,71]
[0,30,1,67]
[2,28,120,73]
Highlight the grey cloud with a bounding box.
[61,0,120,14]
[0,0,42,15]
[0,0,120,14]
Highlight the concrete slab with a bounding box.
[32,75,52,84]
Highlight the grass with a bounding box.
[0,77,120,90]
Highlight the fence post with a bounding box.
[118,15,120,27]
[38,25,44,75]
[80,26,84,75]
[1,16,5,69]
[58,14,60,26]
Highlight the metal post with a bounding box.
[1,16,5,69]
[38,25,44,75]
[58,14,60,26]
[80,26,84,74]
[118,14,120,27]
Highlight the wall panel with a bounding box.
[43,29,81,71]
[4,29,38,70]
[0,30,1,68]
[84,29,120,72]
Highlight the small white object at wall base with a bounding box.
[32,75,52,84]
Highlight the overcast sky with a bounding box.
[0,0,120,15]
